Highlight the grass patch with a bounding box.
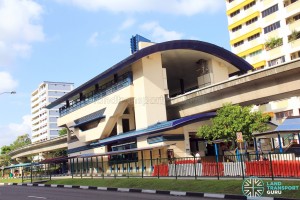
[46,178,300,199]
[0,178,23,183]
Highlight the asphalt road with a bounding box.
[0,186,230,200]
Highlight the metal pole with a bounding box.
[90,157,93,179]
[49,164,52,181]
[269,152,274,181]
[193,156,197,180]
[76,158,79,174]
[82,158,85,174]
[254,137,258,160]
[71,159,74,179]
[174,157,177,180]
[298,133,300,144]
[215,143,219,180]
[240,152,245,180]
[141,151,144,178]
[150,150,153,173]
[81,158,83,179]
[101,156,104,179]
[86,157,89,174]
[159,149,162,163]
[22,169,24,183]
[96,156,99,174]
[30,163,33,183]
[278,133,283,153]
[114,160,116,179]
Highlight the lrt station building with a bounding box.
[46,38,253,165]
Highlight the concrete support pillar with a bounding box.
[129,107,135,130]
[117,117,123,134]
[183,130,191,157]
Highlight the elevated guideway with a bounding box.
[167,60,300,117]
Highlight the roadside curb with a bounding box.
[0,183,297,200]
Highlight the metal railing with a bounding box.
[59,72,133,117]
[2,153,300,182]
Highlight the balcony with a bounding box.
[59,71,133,117]
[290,38,300,49]
[285,0,300,13]
[263,0,274,7]
[266,46,284,60]
[288,20,300,32]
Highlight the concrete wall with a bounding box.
[132,53,167,129]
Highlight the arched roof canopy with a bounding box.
[47,40,253,109]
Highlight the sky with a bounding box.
[0,0,230,147]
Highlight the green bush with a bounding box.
[264,37,283,50]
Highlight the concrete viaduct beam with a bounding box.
[168,60,300,117]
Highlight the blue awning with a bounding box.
[70,108,106,128]
[90,112,216,147]
[3,163,39,169]
[275,116,300,131]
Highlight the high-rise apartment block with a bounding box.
[31,82,74,143]
[226,0,300,69]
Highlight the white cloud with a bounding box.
[0,0,44,67]
[0,115,31,147]
[0,71,18,93]
[55,0,223,16]
[119,18,136,30]
[141,22,183,42]
[87,32,100,46]
[111,34,122,43]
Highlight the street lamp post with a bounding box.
[0,91,16,95]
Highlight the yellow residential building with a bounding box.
[226,0,300,69]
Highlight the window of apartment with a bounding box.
[230,9,240,18]
[264,21,280,34]
[268,56,285,67]
[275,110,293,120]
[248,33,260,41]
[232,25,242,32]
[262,4,278,18]
[244,1,256,10]
[246,17,258,26]
[293,13,300,21]
[291,51,300,60]
[233,40,244,47]
[249,50,262,57]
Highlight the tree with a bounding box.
[0,145,12,155]
[0,134,31,167]
[197,103,270,143]
[11,134,31,150]
[58,128,67,136]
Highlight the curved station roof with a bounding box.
[47,40,253,109]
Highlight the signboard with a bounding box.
[236,132,243,143]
